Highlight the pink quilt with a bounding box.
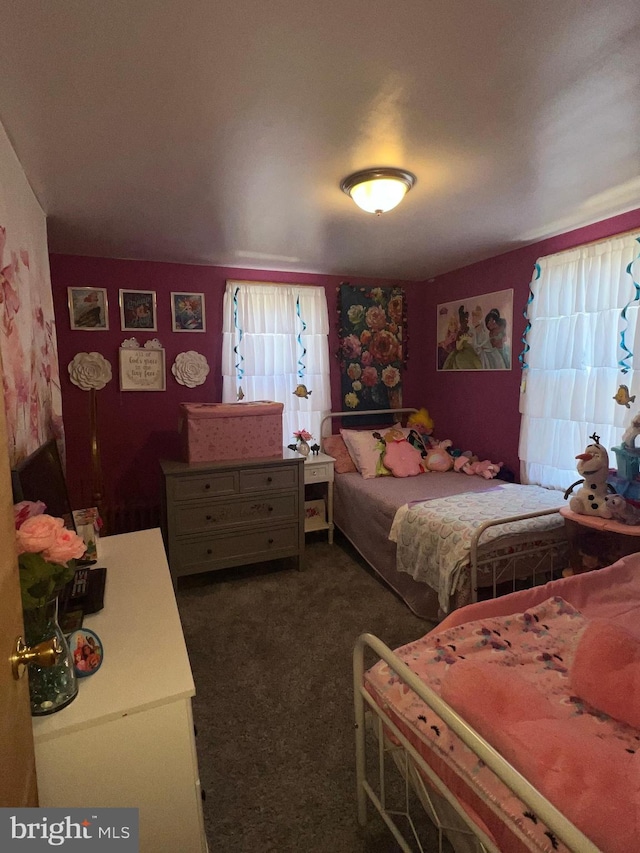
[365,587,640,853]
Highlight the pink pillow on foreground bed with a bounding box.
[572,618,640,729]
[322,435,357,474]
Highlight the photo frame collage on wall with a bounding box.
[67,287,206,332]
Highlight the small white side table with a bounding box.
[303,452,335,543]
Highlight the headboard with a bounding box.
[320,407,418,450]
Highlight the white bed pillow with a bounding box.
[340,424,409,479]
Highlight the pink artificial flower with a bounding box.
[14,500,47,530]
[294,429,312,442]
[15,514,64,556]
[44,527,87,564]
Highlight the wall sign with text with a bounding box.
[119,346,166,391]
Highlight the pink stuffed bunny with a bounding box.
[470,459,502,479]
[454,456,502,479]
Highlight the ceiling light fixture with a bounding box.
[340,167,417,215]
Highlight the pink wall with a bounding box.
[423,208,640,478]
[49,257,424,510]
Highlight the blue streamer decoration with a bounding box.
[518,262,539,370]
[618,236,640,375]
[296,295,307,380]
[233,286,245,383]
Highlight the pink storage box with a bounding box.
[179,401,284,463]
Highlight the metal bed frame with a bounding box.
[321,408,568,609]
[353,632,600,853]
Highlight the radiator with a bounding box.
[100,502,161,536]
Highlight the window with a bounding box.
[519,232,640,489]
[221,280,330,445]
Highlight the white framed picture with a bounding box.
[171,292,206,332]
[68,287,109,330]
[119,289,157,331]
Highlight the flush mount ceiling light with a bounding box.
[340,167,417,215]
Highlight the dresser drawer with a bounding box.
[171,471,238,501]
[174,493,298,534]
[304,462,333,483]
[177,524,300,573]
[240,465,298,493]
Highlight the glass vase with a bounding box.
[23,598,78,716]
[297,439,310,457]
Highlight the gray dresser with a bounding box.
[160,450,305,586]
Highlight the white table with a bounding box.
[32,528,208,853]
[303,451,335,543]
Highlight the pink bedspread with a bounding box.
[365,575,640,853]
[438,551,640,636]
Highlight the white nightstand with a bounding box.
[303,451,335,543]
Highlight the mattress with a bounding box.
[334,471,566,620]
[364,556,640,852]
[334,470,500,619]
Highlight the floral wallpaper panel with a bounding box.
[337,283,405,412]
[0,121,63,466]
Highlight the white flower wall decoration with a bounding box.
[68,352,112,390]
[172,351,210,388]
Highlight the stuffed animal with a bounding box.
[424,439,454,472]
[474,460,503,479]
[383,438,425,477]
[454,455,502,479]
[604,494,640,525]
[406,409,439,458]
[407,408,434,436]
[564,435,614,518]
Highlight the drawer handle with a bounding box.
[206,514,212,521]
[268,506,273,512]
[267,476,273,483]
[268,538,274,545]
[204,483,211,490]
[206,548,212,555]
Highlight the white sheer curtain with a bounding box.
[221,280,330,445]
[519,232,640,489]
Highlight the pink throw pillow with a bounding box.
[322,435,357,474]
[383,438,425,477]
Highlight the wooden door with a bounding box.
[0,377,38,806]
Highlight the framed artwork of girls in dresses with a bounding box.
[436,288,513,371]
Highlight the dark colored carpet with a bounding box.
[177,533,444,853]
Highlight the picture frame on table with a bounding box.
[119,289,157,331]
[171,292,206,332]
[68,287,109,330]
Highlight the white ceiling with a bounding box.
[1,1,640,281]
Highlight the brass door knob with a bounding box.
[11,636,62,681]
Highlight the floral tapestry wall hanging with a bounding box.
[337,283,405,411]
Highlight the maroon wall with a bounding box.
[50,206,640,513]
[423,208,640,479]
[49,257,425,511]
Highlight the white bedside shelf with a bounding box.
[303,451,335,543]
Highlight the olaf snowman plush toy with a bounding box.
[564,434,614,518]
